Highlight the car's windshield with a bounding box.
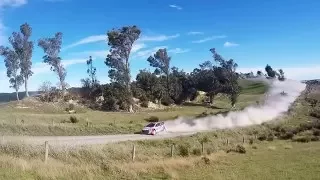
[145,123,155,127]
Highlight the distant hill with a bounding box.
[0,87,84,103]
[0,91,40,103]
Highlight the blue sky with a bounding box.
[0,0,320,92]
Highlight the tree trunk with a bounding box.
[16,89,20,101]
[209,94,214,104]
[25,77,29,97]
[166,75,170,96]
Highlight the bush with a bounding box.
[258,134,267,141]
[280,131,294,140]
[70,116,79,123]
[66,103,75,112]
[235,145,246,154]
[178,145,189,157]
[249,138,254,144]
[161,96,174,106]
[292,136,311,143]
[313,129,320,136]
[310,110,320,119]
[102,97,119,111]
[201,156,210,164]
[267,134,274,141]
[206,148,214,155]
[145,116,159,122]
[192,148,202,156]
[140,101,149,108]
[311,136,319,141]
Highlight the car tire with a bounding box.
[151,129,156,135]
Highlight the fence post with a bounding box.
[44,141,49,164]
[242,137,245,143]
[171,144,174,157]
[201,142,204,154]
[132,144,136,162]
[86,121,89,127]
[226,139,229,145]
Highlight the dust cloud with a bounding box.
[165,79,306,132]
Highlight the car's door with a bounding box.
[155,123,161,131]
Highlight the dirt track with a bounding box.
[0,132,196,147]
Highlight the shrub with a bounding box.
[206,148,214,155]
[140,101,149,108]
[178,144,189,157]
[311,136,319,141]
[192,148,202,156]
[201,156,210,164]
[310,110,320,119]
[252,145,258,149]
[313,129,320,136]
[235,145,246,154]
[145,116,159,122]
[70,116,79,123]
[249,138,254,145]
[161,96,174,106]
[292,136,311,143]
[258,134,267,141]
[66,103,75,112]
[267,134,274,141]
[280,131,294,140]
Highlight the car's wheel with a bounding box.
[151,129,156,135]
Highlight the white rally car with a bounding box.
[141,122,166,135]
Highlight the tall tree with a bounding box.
[86,56,98,87]
[105,25,141,112]
[257,70,263,76]
[38,32,67,94]
[7,23,33,97]
[278,69,285,81]
[265,64,276,78]
[147,48,171,95]
[0,47,24,100]
[210,48,240,108]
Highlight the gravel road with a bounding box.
[1,132,196,147]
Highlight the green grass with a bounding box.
[0,79,267,136]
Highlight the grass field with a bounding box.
[0,79,268,136]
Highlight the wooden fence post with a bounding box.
[226,139,229,145]
[171,144,174,157]
[201,142,204,154]
[44,141,49,164]
[132,144,136,162]
[242,137,245,143]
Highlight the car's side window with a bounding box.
[156,123,160,127]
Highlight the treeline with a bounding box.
[0,24,285,112]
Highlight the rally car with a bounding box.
[141,122,166,135]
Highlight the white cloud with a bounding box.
[31,58,88,76]
[0,0,28,46]
[169,4,182,10]
[0,0,27,7]
[63,35,106,50]
[187,31,204,35]
[132,43,146,53]
[168,48,190,54]
[192,35,227,43]
[224,41,239,47]
[139,34,180,42]
[134,46,168,59]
